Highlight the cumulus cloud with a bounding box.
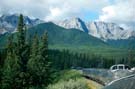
[99,0,135,29]
[99,6,116,21]
[0,0,109,21]
[45,7,63,21]
[0,0,134,30]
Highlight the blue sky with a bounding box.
[81,0,114,21]
[0,0,134,29]
[109,0,115,4]
[82,11,99,21]
[0,0,116,21]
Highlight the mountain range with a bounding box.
[0,14,135,49]
[0,14,135,58]
[0,14,135,42]
[55,17,135,41]
[0,14,43,34]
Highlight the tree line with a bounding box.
[49,49,135,70]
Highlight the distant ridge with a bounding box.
[55,17,135,41]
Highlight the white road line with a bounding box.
[107,74,135,86]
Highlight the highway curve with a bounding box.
[104,74,135,89]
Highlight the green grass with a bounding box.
[47,70,89,89]
[54,70,82,82]
[47,78,89,89]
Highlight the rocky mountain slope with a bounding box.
[0,14,43,34]
[55,17,135,41]
[0,14,135,41]
[0,22,107,48]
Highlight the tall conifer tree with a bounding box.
[27,33,40,87]
[28,32,51,88]
[16,14,26,72]
[2,35,18,89]
[15,14,29,88]
[39,32,51,86]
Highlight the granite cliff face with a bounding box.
[55,17,135,41]
[0,14,43,34]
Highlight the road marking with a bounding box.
[107,74,135,86]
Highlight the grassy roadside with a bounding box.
[47,70,90,89]
[86,79,104,89]
[47,69,104,89]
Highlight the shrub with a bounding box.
[47,79,89,89]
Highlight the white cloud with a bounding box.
[99,6,116,21]
[99,0,135,29]
[0,0,109,21]
[45,7,62,21]
[45,0,110,21]
[0,0,134,30]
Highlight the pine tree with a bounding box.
[38,32,51,87]
[1,35,18,89]
[15,14,29,88]
[28,32,52,88]
[27,33,40,87]
[16,14,26,72]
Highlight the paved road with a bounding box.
[81,68,135,89]
[82,68,114,84]
[104,74,135,89]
